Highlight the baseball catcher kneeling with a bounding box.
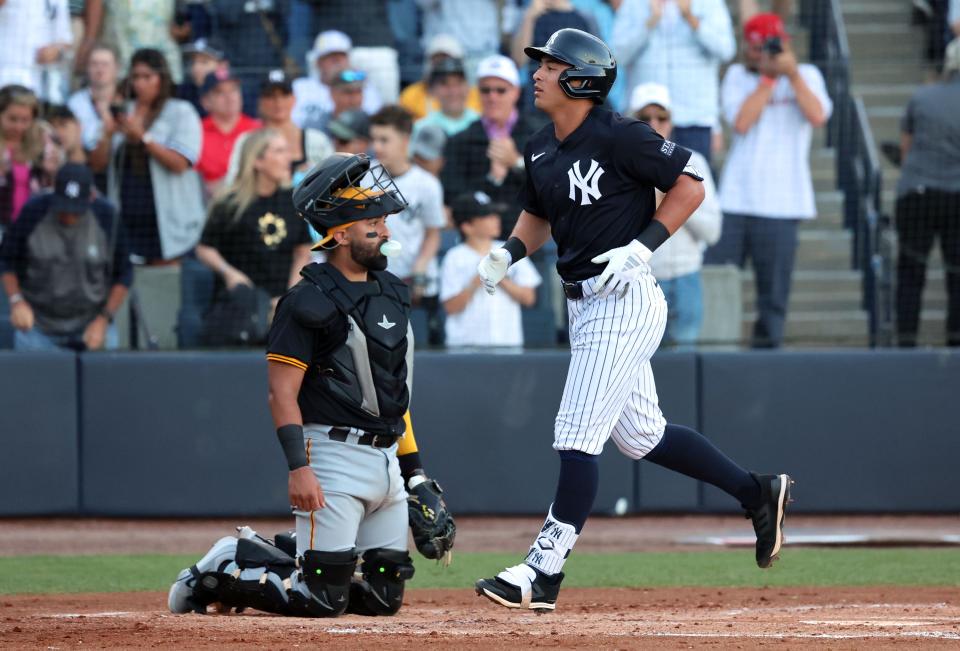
[168,154,455,617]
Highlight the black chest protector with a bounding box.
[301,264,412,430]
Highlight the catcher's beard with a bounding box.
[350,236,389,271]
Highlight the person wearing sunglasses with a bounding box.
[440,55,538,239]
[291,30,383,131]
[630,82,720,350]
[306,70,364,135]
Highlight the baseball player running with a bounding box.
[474,29,791,612]
[168,153,454,618]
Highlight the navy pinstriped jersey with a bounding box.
[520,107,696,282]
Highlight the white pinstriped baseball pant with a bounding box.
[553,270,669,459]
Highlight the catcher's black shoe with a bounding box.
[746,473,792,568]
[475,563,563,613]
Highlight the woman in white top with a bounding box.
[89,47,204,264]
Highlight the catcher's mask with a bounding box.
[293,153,407,250]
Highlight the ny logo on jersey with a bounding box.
[567,159,604,205]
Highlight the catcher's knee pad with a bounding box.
[347,548,415,616]
[288,549,358,618]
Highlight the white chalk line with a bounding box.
[48,611,134,618]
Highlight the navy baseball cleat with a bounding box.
[746,473,792,568]
[475,563,564,613]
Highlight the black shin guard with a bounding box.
[288,549,358,618]
[188,538,299,615]
[347,549,415,616]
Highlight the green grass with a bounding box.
[1,549,958,595]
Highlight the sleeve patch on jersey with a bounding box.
[660,140,676,157]
[266,353,309,371]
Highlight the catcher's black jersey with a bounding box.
[266,263,411,437]
[520,107,693,282]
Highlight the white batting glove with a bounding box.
[477,248,512,295]
[590,240,653,300]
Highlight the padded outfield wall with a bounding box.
[0,350,958,516]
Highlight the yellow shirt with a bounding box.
[399,81,483,120]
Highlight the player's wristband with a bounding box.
[277,424,308,471]
[503,237,527,264]
[760,75,777,88]
[636,221,670,252]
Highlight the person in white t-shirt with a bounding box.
[0,0,73,102]
[441,191,541,348]
[291,30,383,130]
[705,13,832,348]
[369,104,446,343]
[630,82,721,350]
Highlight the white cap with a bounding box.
[629,82,672,114]
[426,34,464,59]
[476,54,520,87]
[310,30,352,60]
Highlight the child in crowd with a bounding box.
[440,191,541,348]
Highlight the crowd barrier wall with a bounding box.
[1,350,957,516]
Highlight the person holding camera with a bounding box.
[89,48,205,264]
[704,13,831,348]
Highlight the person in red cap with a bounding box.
[704,12,832,348]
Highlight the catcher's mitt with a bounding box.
[407,476,456,565]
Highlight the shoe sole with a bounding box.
[475,581,556,613]
[761,473,791,568]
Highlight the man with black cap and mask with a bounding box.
[167,153,455,619]
[0,163,132,351]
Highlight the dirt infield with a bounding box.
[3,516,959,648]
[3,586,959,649]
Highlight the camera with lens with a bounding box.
[762,36,783,56]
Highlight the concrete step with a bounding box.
[853,82,920,108]
[742,309,870,346]
[916,310,952,347]
[794,228,852,270]
[850,59,927,86]
[846,24,921,59]
[842,0,915,25]
[743,290,863,313]
[742,269,864,309]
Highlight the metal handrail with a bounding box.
[803,0,891,346]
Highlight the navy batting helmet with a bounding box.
[525,28,617,103]
[293,153,407,250]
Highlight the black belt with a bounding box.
[327,428,397,448]
[561,280,585,300]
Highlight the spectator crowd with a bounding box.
[7,0,948,352]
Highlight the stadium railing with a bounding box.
[802,0,892,347]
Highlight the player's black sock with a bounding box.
[644,424,762,509]
[551,450,599,533]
